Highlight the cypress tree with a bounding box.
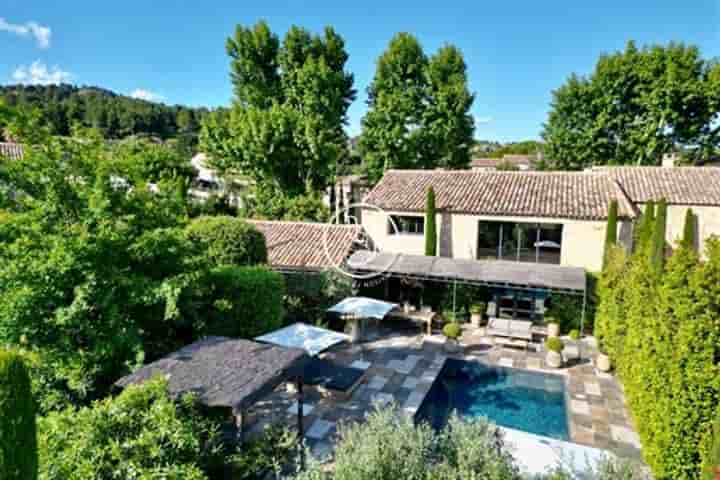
[681,208,696,251]
[635,200,655,252]
[652,199,668,272]
[603,199,618,268]
[0,349,38,480]
[425,187,437,256]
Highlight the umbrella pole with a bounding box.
[453,280,457,320]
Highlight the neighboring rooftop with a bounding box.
[470,154,538,170]
[0,142,23,161]
[364,169,636,221]
[250,220,364,271]
[115,336,309,412]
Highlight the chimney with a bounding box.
[662,153,678,168]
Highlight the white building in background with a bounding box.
[470,153,541,171]
[189,153,250,207]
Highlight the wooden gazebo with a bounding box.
[115,336,310,443]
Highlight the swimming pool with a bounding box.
[416,359,570,441]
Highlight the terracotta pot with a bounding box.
[546,350,563,368]
[596,353,611,372]
[471,313,482,327]
[547,323,560,337]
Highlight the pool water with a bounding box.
[416,359,570,441]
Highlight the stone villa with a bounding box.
[360,167,720,271]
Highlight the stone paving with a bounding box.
[242,322,643,461]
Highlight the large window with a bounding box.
[388,215,425,235]
[477,221,563,264]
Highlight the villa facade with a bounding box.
[361,167,720,272]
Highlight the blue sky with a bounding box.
[2,1,719,141]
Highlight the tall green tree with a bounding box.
[635,201,656,253]
[425,187,437,256]
[360,33,429,182]
[424,45,475,169]
[360,34,475,182]
[226,21,281,108]
[203,21,355,197]
[542,41,720,169]
[0,350,38,480]
[681,208,697,251]
[603,200,618,268]
[652,199,668,272]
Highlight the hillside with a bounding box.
[0,84,207,142]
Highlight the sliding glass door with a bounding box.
[477,220,563,264]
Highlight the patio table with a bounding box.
[386,308,436,335]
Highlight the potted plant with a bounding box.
[545,316,560,337]
[443,322,462,353]
[545,336,564,368]
[469,302,486,327]
[596,350,611,372]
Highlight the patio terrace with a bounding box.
[242,321,642,472]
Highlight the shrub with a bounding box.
[546,290,594,334]
[186,215,267,267]
[538,454,648,479]
[283,271,352,325]
[229,426,298,480]
[545,336,564,353]
[469,302,486,315]
[425,187,437,256]
[0,349,38,480]
[203,266,285,339]
[38,378,223,480]
[568,329,580,340]
[295,407,520,480]
[443,322,462,340]
[242,187,330,222]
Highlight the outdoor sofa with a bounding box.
[486,318,534,350]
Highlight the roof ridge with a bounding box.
[385,168,603,176]
[248,219,362,229]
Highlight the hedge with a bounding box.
[186,215,267,267]
[204,265,285,339]
[0,349,38,480]
[595,238,720,479]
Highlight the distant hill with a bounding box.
[0,84,207,143]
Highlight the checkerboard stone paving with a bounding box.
[253,326,643,463]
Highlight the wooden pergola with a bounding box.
[115,336,310,447]
[347,250,589,355]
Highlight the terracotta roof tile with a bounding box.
[601,167,720,206]
[250,220,363,270]
[0,142,23,161]
[363,169,636,221]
